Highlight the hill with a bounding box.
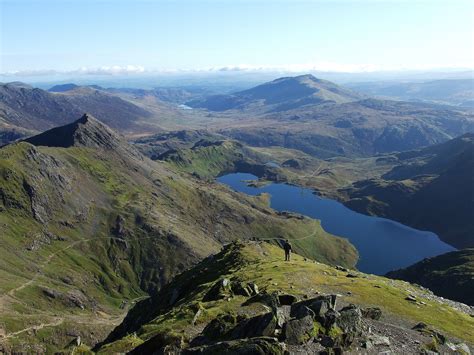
[187,74,363,112]
[97,242,473,354]
[220,98,474,158]
[348,79,474,107]
[0,116,357,353]
[340,133,474,248]
[386,249,474,306]
[0,83,156,142]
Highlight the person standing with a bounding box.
[283,239,292,261]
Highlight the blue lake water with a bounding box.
[218,173,456,275]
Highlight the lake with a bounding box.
[218,172,456,275]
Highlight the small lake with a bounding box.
[218,173,456,275]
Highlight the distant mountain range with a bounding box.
[2,75,473,159]
[348,79,474,107]
[187,74,364,112]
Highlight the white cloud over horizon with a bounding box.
[1,62,473,78]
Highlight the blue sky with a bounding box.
[1,0,473,74]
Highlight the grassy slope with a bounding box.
[0,141,357,352]
[99,242,474,353]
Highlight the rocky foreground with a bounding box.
[97,242,473,354]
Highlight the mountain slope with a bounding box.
[0,116,357,353]
[348,79,474,107]
[97,242,474,354]
[386,249,474,306]
[220,98,474,158]
[340,133,474,248]
[0,83,155,142]
[187,74,363,112]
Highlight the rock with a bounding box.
[202,313,240,341]
[277,294,298,306]
[335,265,348,272]
[346,273,358,278]
[336,304,362,334]
[412,322,446,344]
[231,281,259,297]
[64,290,88,309]
[275,306,291,328]
[282,315,316,345]
[243,292,279,311]
[291,295,337,321]
[291,305,316,320]
[192,309,203,326]
[129,332,184,355]
[362,307,382,320]
[184,337,286,355]
[42,288,61,299]
[363,334,390,348]
[405,294,417,302]
[446,343,471,355]
[203,278,232,302]
[231,312,277,339]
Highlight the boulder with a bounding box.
[231,281,259,297]
[202,313,240,341]
[231,312,277,339]
[282,315,316,345]
[291,295,337,321]
[336,304,363,334]
[243,292,279,311]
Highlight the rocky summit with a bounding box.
[97,242,473,354]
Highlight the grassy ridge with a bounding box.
[98,242,474,353]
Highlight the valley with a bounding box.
[0,74,473,354]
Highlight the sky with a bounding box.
[1,0,473,76]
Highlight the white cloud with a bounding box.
[1,62,472,77]
[76,65,146,75]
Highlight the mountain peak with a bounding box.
[23,113,142,158]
